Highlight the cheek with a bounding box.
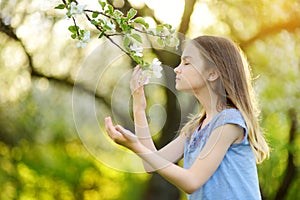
[180,71,207,89]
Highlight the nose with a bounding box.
[174,65,181,74]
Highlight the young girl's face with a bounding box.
[174,42,211,92]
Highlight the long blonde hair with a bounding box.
[180,36,269,163]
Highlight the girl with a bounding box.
[105,35,269,199]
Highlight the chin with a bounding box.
[175,84,182,91]
[175,85,189,92]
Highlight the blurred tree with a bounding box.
[0,0,299,200]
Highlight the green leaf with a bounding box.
[55,4,66,9]
[71,33,77,39]
[148,30,155,35]
[66,10,72,18]
[131,55,143,64]
[127,8,137,20]
[80,30,85,35]
[165,36,171,45]
[92,12,99,18]
[174,37,180,49]
[114,9,123,17]
[123,36,131,51]
[157,38,164,46]
[163,24,172,30]
[130,33,142,43]
[115,17,122,25]
[91,20,99,25]
[107,4,114,14]
[104,24,112,30]
[140,61,149,70]
[98,18,104,25]
[98,1,106,10]
[133,17,149,28]
[68,25,78,33]
[156,25,164,34]
[98,31,105,38]
[120,23,131,33]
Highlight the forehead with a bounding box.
[181,42,203,60]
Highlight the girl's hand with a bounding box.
[105,116,139,150]
[130,66,147,111]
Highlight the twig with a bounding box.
[84,13,134,60]
[84,9,114,20]
[84,8,167,39]
[72,16,80,38]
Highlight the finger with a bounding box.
[130,67,140,86]
[139,73,149,86]
[132,65,141,78]
[105,117,124,142]
[130,69,144,92]
[105,116,112,130]
[135,68,143,81]
[116,125,131,135]
[105,117,116,135]
[116,125,137,140]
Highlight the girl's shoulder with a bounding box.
[213,108,246,130]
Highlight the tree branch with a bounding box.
[240,15,300,48]
[274,108,298,200]
[178,0,197,34]
[0,18,34,73]
[31,70,111,108]
[0,16,111,109]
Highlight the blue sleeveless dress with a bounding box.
[183,108,261,200]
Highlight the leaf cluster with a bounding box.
[55,0,179,69]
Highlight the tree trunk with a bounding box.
[274,109,298,200]
[142,0,197,198]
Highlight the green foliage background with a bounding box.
[0,0,299,199]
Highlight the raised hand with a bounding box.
[130,66,147,111]
[105,116,139,150]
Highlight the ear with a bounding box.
[207,70,219,82]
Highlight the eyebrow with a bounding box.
[181,56,192,60]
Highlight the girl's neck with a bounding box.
[194,89,219,121]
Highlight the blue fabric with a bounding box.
[183,108,261,200]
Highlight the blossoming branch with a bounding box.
[55,0,179,81]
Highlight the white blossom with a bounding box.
[70,2,86,16]
[76,40,87,48]
[140,70,152,85]
[138,58,163,85]
[82,30,90,42]
[150,58,162,78]
[103,18,116,32]
[76,30,90,48]
[129,43,143,57]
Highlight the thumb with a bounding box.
[116,125,136,139]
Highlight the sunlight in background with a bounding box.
[1,0,300,199]
[129,0,185,27]
[188,2,216,38]
[130,0,216,36]
[1,0,215,103]
[143,0,185,27]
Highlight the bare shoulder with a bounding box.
[212,123,244,144]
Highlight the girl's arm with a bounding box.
[105,117,243,194]
[130,66,185,169]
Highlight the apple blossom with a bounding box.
[56,1,179,78]
[103,19,116,32]
[76,30,90,48]
[150,58,163,78]
[129,43,143,57]
[70,2,86,16]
